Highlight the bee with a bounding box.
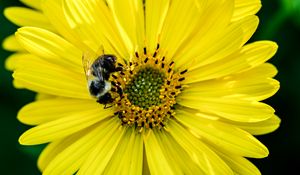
[83,49,123,108]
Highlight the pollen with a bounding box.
[110,45,187,132]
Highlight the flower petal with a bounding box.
[183,76,279,101]
[107,0,145,54]
[233,0,261,21]
[177,97,274,122]
[168,120,233,175]
[176,108,269,158]
[5,53,39,71]
[12,57,89,99]
[159,0,207,60]
[19,108,113,145]
[43,118,119,174]
[63,0,129,58]
[242,41,278,69]
[38,128,89,171]
[20,0,42,10]
[15,27,82,73]
[2,35,25,52]
[173,0,235,69]
[42,0,89,51]
[236,15,259,44]
[18,98,100,125]
[214,149,261,175]
[103,128,143,175]
[223,115,281,135]
[77,119,126,175]
[174,14,243,70]
[4,7,55,31]
[145,0,170,53]
[183,51,250,83]
[156,130,204,174]
[143,130,176,175]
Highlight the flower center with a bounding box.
[124,66,165,109]
[109,45,187,132]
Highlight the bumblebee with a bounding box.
[83,50,122,108]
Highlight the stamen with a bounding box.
[178,77,185,81]
[144,57,149,63]
[180,69,188,74]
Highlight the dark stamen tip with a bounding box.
[178,77,185,81]
[144,57,149,63]
[153,52,157,57]
[175,85,182,89]
[180,69,188,74]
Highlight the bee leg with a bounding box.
[117,86,123,96]
[104,104,113,109]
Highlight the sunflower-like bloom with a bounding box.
[3,0,280,174]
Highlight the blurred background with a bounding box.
[0,0,299,174]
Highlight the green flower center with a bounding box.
[124,66,166,109]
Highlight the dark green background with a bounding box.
[0,0,299,174]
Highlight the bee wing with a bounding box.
[82,45,105,79]
[82,50,97,79]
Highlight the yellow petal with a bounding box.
[19,108,113,145]
[183,76,279,101]
[178,97,274,122]
[242,41,278,69]
[214,149,261,175]
[145,0,170,54]
[176,109,269,158]
[159,0,207,60]
[63,0,129,58]
[184,50,250,83]
[20,0,42,10]
[174,0,235,69]
[235,63,278,79]
[42,0,90,51]
[4,7,55,31]
[18,98,100,125]
[2,35,25,52]
[155,129,204,174]
[107,0,145,54]
[174,15,243,70]
[38,128,89,171]
[77,119,126,175]
[168,120,233,175]
[5,53,40,71]
[15,27,82,73]
[236,15,259,44]
[143,130,176,175]
[223,115,281,135]
[43,118,119,174]
[12,57,89,99]
[103,128,143,175]
[233,0,261,21]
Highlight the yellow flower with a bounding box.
[4,0,280,174]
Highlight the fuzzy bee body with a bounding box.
[83,53,122,107]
